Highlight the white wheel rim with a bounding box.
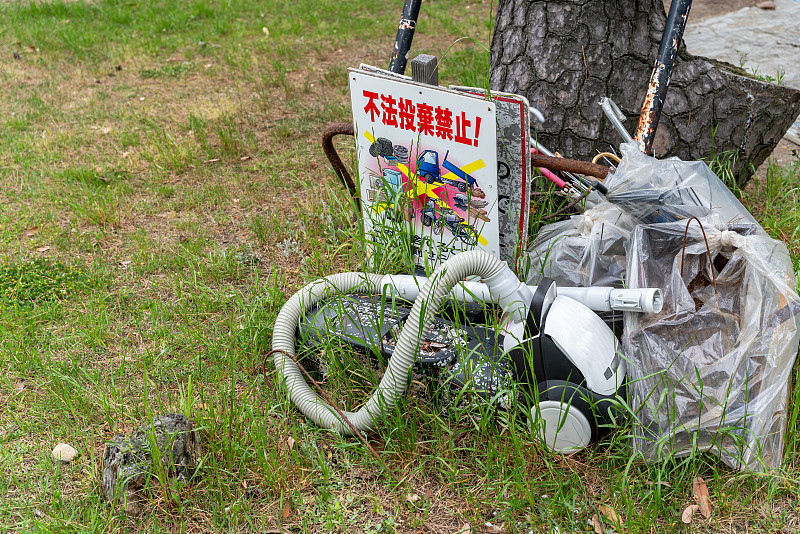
[534,400,592,453]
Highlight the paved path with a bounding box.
[684,0,800,146]
[684,0,800,90]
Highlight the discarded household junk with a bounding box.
[275,0,800,472]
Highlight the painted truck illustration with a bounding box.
[420,198,478,246]
[416,150,478,192]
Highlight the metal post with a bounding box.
[634,0,693,154]
[388,0,422,75]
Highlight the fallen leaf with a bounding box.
[599,505,622,527]
[281,500,291,519]
[24,227,39,238]
[692,477,712,519]
[286,436,295,451]
[453,523,471,534]
[682,504,700,524]
[423,488,433,499]
[405,493,420,503]
[592,514,604,534]
[36,246,51,253]
[118,260,132,268]
[14,382,25,393]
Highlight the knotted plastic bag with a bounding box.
[624,219,800,471]
[527,202,637,289]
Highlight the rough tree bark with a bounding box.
[489,0,800,185]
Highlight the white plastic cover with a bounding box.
[624,219,800,471]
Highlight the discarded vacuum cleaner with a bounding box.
[273,250,663,452]
[275,0,800,471]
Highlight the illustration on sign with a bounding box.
[349,67,498,271]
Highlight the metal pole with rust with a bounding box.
[634,0,693,155]
[388,0,423,75]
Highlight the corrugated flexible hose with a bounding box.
[271,250,510,435]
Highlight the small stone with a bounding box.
[52,443,78,462]
[756,1,776,9]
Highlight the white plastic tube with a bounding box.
[385,276,662,314]
[556,287,663,313]
[271,250,524,435]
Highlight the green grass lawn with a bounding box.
[1,1,799,532]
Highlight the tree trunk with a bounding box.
[489,0,800,185]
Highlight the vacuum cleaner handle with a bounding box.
[383,275,663,314]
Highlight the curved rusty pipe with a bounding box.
[321,123,358,210]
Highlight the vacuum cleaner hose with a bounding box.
[271,250,515,435]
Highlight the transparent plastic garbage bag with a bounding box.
[604,142,761,230]
[624,219,800,471]
[527,202,636,289]
[528,142,761,297]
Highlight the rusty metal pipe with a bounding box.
[530,153,610,180]
[634,0,693,154]
[388,0,422,75]
[321,123,358,210]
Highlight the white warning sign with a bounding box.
[349,67,498,271]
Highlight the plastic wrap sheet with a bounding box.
[624,219,800,471]
[527,202,637,289]
[604,143,761,230]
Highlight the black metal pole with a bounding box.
[634,0,693,154]
[388,0,422,75]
